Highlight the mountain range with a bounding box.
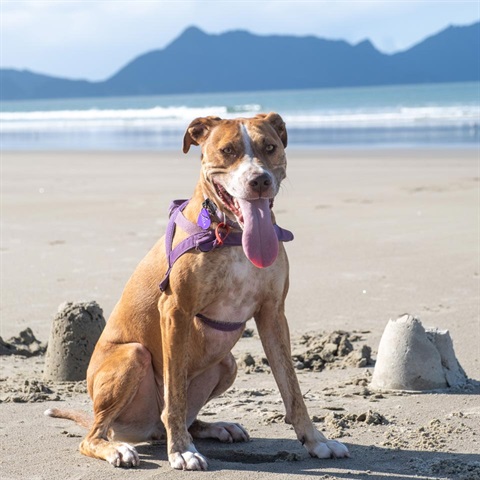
[1,22,479,101]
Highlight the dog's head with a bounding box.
[183,113,288,268]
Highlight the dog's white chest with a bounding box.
[199,251,269,324]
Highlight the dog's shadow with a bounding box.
[135,437,478,478]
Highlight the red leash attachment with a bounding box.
[215,222,231,246]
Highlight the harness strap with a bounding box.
[159,199,294,292]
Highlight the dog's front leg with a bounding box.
[160,305,208,471]
[255,304,350,459]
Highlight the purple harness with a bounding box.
[159,199,294,331]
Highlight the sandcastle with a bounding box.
[370,314,468,391]
[43,301,105,382]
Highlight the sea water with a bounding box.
[1,82,479,150]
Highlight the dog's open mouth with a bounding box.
[213,180,244,224]
[212,180,274,227]
[212,180,278,268]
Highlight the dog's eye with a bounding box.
[266,144,276,153]
[222,146,234,155]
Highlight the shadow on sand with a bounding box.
[135,436,479,479]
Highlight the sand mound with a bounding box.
[0,328,46,357]
[371,314,468,391]
[241,330,372,373]
[313,409,389,438]
[292,331,372,371]
[0,380,60,403]
[43,301,105,382]
[0,377,88,404]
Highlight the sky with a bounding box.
[1,0,479,81]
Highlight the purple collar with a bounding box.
[196,314,245,332]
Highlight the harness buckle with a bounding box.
[202,198,217,216]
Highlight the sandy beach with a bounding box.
[1,148,479,480]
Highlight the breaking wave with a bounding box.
[1,104,478,132]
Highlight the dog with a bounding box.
[45,113,349,470]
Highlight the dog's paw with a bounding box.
[212,422,250,443]
[304,430,349,459]
[191,420,250,443]
[106,443,140,468]
[169,446,208,471]
[307,439,350,459]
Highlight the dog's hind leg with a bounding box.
[79,342,154,468]
[187,353,250,443]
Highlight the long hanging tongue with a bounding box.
[237,198,279,268]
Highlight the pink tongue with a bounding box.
[237,198,279,268]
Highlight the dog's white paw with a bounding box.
[213,422,250,443]
[307,439,350,459]
[106,443,140,468]
[192,421,250,443]
[169,446,208,471]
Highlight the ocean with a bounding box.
[1,82,479,150]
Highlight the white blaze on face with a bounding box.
[240,123,254,161]
[228,123,267,198]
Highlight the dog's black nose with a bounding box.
[249,173,272,193]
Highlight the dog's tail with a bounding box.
[44,407,92,429]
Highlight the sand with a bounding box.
[1,148,479,480]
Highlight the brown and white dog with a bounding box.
[45,113,349,470]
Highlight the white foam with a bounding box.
[283,105,480,128]
[0,104,478,133]
[0,105,228,131]
[0,105,227,121]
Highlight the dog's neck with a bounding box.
[181,181,242,231]
[181,184,204,224]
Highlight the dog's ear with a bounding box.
[255,112,288,148]
[183,116,222,154]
